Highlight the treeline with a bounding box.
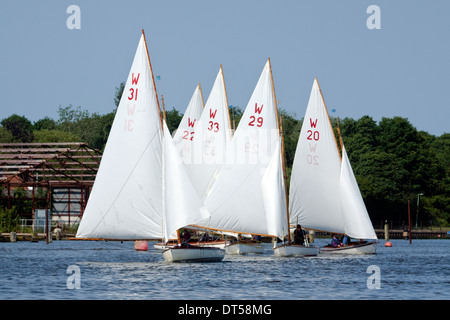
[1,99,448,228]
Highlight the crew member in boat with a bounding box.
[331,234,341,248]
[293,224,305,245]
[181,229,192,246]
[200,232,212,242]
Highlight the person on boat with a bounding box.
[181,229,192,246]
[293,224,305,245]
[341,234,349,246]
[200,232,212,242]
[331,234,341,248]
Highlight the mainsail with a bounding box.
[173,84,204,164]
[76,34,163,240]
[289,78,343,234]
[188,66,232,199]
[76,32,208,241]
[199,59,287,239]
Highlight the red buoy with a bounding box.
[134,240,149,251]
[385,241,392,247]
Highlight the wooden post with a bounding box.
[408,199,412,245]
[384,220,389,241]
[46,208,50,244]
[7,184,11,210]
[10,232,17,243]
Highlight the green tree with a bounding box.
[114,82,125,107]
[0,206,20,232]
[33,117,57,131]
[1,114,34,142]
[0,127,14,143]
[33,129,81,143]
[165,108,183,134]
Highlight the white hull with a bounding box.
[154,240,228,250]
[319,241,377,254]
[273,243,319,257]
[225,242,265,255]
[162,246,225,263]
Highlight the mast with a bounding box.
[142,29,163,130]
[220,64,233,132]
[198,83,205,109]
[142,29,167,242]
[280,116,291,243]
[336,117,343,153]
[161,94,167,123]
[316,78,341,159]
[270,57,289,242]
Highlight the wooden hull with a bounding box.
[319,241,377,254]
[273,243,319,257]
[162,246,225,263]
[225,242,265,255]
[154,240,229,250]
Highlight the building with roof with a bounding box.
[0,143,102,227]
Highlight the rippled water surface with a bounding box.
[0,239,448,300]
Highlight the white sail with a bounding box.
[289,78,344,234]
[340,145,377,240]
[162,121,210,242]
[261,139,288,239]
[76,34,163,239]
[173,84,204,164]
[200,60,285,237]
[188,66,232,199]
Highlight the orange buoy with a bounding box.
[385,241,392,247]
[134,240,149,251]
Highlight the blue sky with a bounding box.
[1,0,449,136]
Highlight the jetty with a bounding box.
[374,229,448,239]
[0,231,73,242]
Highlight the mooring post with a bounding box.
[384,220,389,241]
[10,231,17,243]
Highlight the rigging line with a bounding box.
[88,130,161,235]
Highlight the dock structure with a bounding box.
[0,143,102,227]
[374,229,448,239]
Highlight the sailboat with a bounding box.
[272,117,320,257]
[153,71,232,251]
[173,84,204,163]
[289,78,377,254]
[187,65,232,200]
[194,59,291,255]
[76,30,225,262]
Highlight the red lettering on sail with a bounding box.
[128,88,138,101]
[307,130,319,141]
[131,73,140,85]
[254,103,263,115]
[209,109,218,119]
[127,104,136,116]
[125,119,134,132]
[309,118,318,128]
[187,118,196,128]
[249,116,263,127]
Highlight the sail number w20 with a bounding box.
[306,118,319,166]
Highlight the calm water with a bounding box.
[0,239,448,300]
